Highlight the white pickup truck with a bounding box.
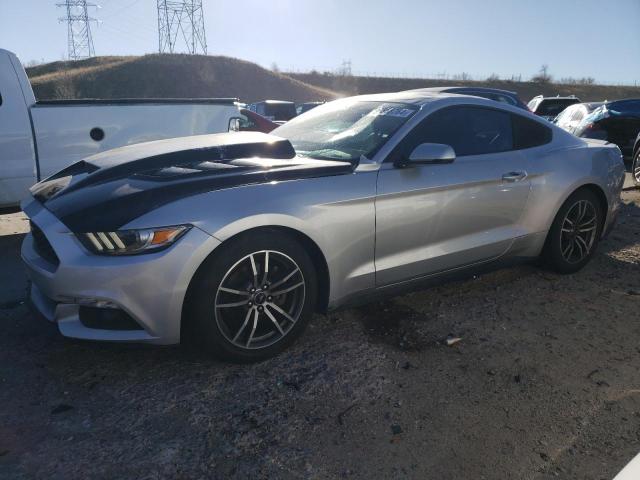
[0,48,243,207]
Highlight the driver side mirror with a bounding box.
[397,143,456,167]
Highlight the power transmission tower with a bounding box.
[339,59,352,76]
[157,1,207,55]
[57,0,98,60]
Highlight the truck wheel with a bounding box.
[542,189,604,274]
[187,231,317,363]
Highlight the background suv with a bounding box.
[528,95,581,121]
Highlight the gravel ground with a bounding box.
[1,185,639,480]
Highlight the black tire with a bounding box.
[543,189,604,274]
[185,230,317,363]
[632,150,640,187]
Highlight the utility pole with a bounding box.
[57,0,98,60]
[157,1,207,55]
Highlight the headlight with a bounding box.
[78,225,191,255]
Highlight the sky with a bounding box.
[1,0,639,85]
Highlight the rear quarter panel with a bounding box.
[521,136,625,243]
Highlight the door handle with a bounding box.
[502,171,528,182]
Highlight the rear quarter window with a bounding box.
[512,114,553,149]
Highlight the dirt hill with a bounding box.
[27,54,339,103]
[27,54,640,105]
[289,72,640,104]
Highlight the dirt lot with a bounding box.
[1,185,639,480]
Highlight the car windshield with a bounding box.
[272,100,419,162]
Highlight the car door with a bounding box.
[375,105,531,286]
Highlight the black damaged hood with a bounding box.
[31,132,353,232]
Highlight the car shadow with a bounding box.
[599,195,640,253]
[0,232,28,308]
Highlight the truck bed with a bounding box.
[35,98,238,106]
[31,101,242,180]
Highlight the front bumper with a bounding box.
[21,198,220,344]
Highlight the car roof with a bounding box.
[602,98,640,116]
[251,100,295,105]
[536,96,580,101]
[606,98,640,107]
[264,100,295,105]
[415,86,519,96]
[583,102,604,110]
[346,90,470,106]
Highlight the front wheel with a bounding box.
[632,150,640,187]
[186,231,317,363]
[543,189,604,274]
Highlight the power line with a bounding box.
[156,0,207,55]
[57,0,98,60]
[100,0,142,20]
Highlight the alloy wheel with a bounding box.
[559,199,598,264]
[214,250,305,350]
[634,155,640,184]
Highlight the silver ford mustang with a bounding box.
[21,91,626,362]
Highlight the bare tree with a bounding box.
[532,64,552,84]
[453,72,471,81]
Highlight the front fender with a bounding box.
[210,212,321,243]
[125,173,378,308]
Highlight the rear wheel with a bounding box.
[543,189,604,274]
[186,231,317,363]
[632,150,640,187]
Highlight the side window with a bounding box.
[391,106,515,160]
[511,114,552,149]
[419,106,513,156]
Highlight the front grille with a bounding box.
[30,221,60,266]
